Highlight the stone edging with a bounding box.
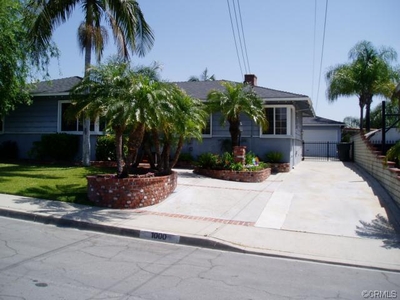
[87,171,177,209]
[194,167,271,182]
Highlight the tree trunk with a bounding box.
[122,123,145,177]
[170,136,184,169]
[365,96,373,132]
[161,142,171,173]
[359,97,365,131]
[82,13,93,167]
[114,126,125,178]
[152,128,162,170]
[229,119,240,148]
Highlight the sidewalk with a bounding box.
[1,161,399,271]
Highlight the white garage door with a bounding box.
[303,129,339,143]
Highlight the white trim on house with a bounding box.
[260,105,295,138]
[57,100,104,134]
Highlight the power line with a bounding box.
[311,0,317,102]
[237,0,251,73]
[232,0,248,74]
[315,0,329,112]
[227,0,244,77]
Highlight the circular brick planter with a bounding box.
[87,171,177,209]
[194,167,271,182]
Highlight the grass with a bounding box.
[0,162,115,205]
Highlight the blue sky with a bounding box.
[47,0,400,123]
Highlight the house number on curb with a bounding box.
[139,231,180,244]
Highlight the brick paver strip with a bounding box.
[141,210,255,227]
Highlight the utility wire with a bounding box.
[232,0,248,74]
[237,0,251,74]
[311,0,317,102]
[227,0,244,77]
[315,0,329,112]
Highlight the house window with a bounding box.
[202,114,212,136]
[262,106,292,136]
[58,101,104,133]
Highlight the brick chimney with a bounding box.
[244,74,257,86]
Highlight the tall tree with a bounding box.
[326,40,399,132]
[26,0,154,166]
[207,82,267,148]
[0,0,57,117]
[188,68,216,82]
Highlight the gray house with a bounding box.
[176,75,314,168]
[0,74,314,168]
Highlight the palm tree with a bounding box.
[326,41,399,132]
[207,81,267,148]
[26,0,154,166]
[188,68,216,82]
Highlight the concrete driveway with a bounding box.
[141,161,395,239]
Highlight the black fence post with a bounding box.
[327,141,330,161]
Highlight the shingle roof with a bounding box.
[303,116,345,126]
[31,76,82,95]
[174,80,308,100]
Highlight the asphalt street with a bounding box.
[1,217,399,300]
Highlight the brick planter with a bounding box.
[194,167,271,182]
[87,171,177,209]
[270,162,290,173]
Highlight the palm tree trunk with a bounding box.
[114,126,125,178]
[365,96,373,132]
[152,128,161,170]
[122,123,145,177]
[82,11,93,167]
[359,97,365,131]
[229,120,240,148]
[170,136,184,169]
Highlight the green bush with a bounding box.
[96,135,117,161]
[29,134,79,161]
[265,151,284,163]
[220,152,234,169]
[0,140,18,160]
[245,151,258,165]
[386,141,400,168]
[196,152,219,169]
[178,152,194,162]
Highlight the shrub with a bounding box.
[220,152,234,169]
[96,135,117,161]
[385,141,400,168]
[29,134,79,161]
[196,152,219,169]
[245,151,258,165]
[178,152,194,162]
[0,140,18,160]
[265,151,284,163]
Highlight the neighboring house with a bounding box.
[302,116,345,158]
[0,74,315,168]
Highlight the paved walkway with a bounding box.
[1,161,399,271]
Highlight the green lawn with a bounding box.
[0,163,115,205]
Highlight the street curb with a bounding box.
[1,207,399,274]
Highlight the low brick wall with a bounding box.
[194,167,271,182]
[270,163,290,173]
[353,133,400,206]
[87,171,177,209]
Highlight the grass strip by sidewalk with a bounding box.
[0,163,115,205]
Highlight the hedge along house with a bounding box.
[0,77,104,160]
[176,74,315,168]
[0,74,314,168]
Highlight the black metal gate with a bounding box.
[302,141,354,161]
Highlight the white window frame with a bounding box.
[202,113,212,137]
[260,105,294,138]
[58,100,105,134]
